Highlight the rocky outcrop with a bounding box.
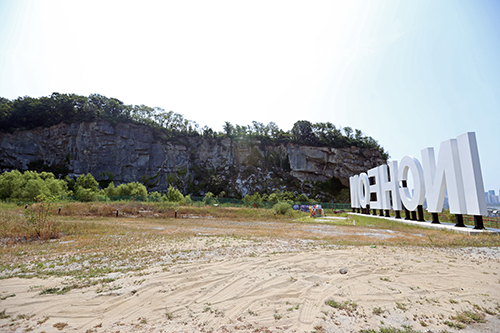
[0,121,385,198]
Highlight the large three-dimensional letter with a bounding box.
[398,156,425,211]
[368,167,382,209]
[357,173,370,209]
[457,132,487,216]
[421,139,466,214]
[349,175,360,209]
[380,161,402,210]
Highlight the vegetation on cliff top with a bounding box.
[0,93,388,160]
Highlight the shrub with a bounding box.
[115,182,147,197]
[76,187,99,202]
[23,194,60,240]
[148,191,163,202]
[104,182,118,196]
[267,193,278,202]
[203,192,218,205]
[0,170,68,201]
[167,186,185,203]
[75,173,99,192]
[243,192,262,203]
[273,201,292,215]
[295,193,308,202]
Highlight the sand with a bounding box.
[1,238,500,332]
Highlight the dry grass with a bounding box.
[1,201,499,282]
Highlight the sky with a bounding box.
[1,0,499,193]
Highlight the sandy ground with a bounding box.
[1,238,500,333]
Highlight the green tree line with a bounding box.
[0,170,332,206]
[0,93,388,159]
[0,170,192,204]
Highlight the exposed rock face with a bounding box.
[0,121,385,198]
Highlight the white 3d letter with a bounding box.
[457,132,487,216]
[421,139,467,214]
[398,156,425,211]
[368,166,382,209]
[380,161,402,211]
[349,175,359,209]
[357,173,370,209]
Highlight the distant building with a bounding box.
[485,190,500,205]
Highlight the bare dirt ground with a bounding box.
[1,216,500,333]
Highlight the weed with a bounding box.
[165,309,174,320]
[444,320,466,329]
[395,302,408,312]
[0,294,15,300]
[325,299,357,314]
[0,309,10,319]
[16,313,35,320]
[380,277,391,282]
[481,306,496,315]
[39,286,71,295]
[247,309,258,316]
[24,195,60,241]
[451,310,486,324]
[53,322,68,330]
[274,311,282,320]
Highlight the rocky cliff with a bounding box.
[0,121,385,200]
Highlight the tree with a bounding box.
[202,126,214,138]
[343,126,353,139]
[0,170,68,201]
[223,121,234,137]
[75,173,99,192]
[115,182,147,197]
[266,121,280,139]
[167,185,185,203]
[141,171,160,191]
[291,120,317,145]
[74,173,99,202]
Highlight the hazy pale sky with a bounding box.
[1,0,499,192]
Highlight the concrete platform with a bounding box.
[348,213,500,235]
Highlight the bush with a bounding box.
[148,191,163,202]
[273,201,293,215]
[76,187,99,202]
[104,182,118,196]
[295,193,308,202]
[75,173,99,192]
[267,193,278,202]
[203,192,218,205]
[243,192,262,203]
[167,186,185,203]
[115,182,147,197]
[23,195,60,240]
[0,170,68,201]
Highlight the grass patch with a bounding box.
[0,294,15,300]
[395,302,409,312]
[0,309,10,319]
[359,325,419,333]
[53,322,68,330]
[325,299,358,315]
